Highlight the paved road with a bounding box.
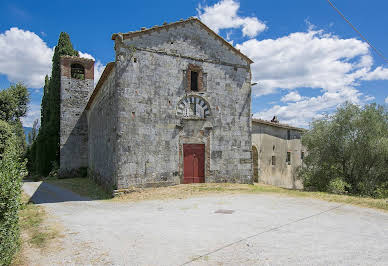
[23,181,388,265]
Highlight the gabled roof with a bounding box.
[111,17,253,64]
[252,118,307,132]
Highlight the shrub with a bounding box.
[0,136,27,265]
[374,182,388,199]
[0,120,13,157]
[327,178,349,194]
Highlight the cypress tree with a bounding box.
[35,32,78,176]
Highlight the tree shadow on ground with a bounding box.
[24,180,92,204]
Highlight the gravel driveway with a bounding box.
[23,181,388,265]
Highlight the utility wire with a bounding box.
[327,0,388,64]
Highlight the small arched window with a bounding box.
[71,63,85,80]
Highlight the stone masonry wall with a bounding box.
[112,21,252,189]
[59,56,94,177]
[252,123,305,189]
[87,67,118,190]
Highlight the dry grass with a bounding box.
[19,193,61,248]
[12,194,62,265]
[43,176,387,212]
[114,183,388,212]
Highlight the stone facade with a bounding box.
[59,56,94,177]
[60,18,253,191]
[252,119,306,189]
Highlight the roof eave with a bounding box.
[111,18,253,65]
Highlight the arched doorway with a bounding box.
[252,146,259,182]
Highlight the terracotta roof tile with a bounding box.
[252,118,306,132]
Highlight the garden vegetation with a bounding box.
[0,84,29,265]
[299,103,388,198]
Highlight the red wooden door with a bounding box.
[183,144,205,184]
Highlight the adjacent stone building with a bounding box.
[59,18,254,192]
[252,118,306,189]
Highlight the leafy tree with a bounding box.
[0,83,29,154]
[299,103,388,197]
[35,32,78,176]
[0,83,29,122]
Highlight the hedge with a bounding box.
[0,135,26,265]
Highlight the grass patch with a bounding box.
[19,193,59,248]
[12,194,62,265]
[45,177,111,200]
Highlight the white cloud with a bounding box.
[362,66,388,81]
[255,87,362,127]
[235,28,388,127]
[281,91,305,102]
[197,0,266,38]
[0,28,105,126]
[21,104,41,128]
[385,96,388,104]
[236,30,377,96]
[0,27,53,88]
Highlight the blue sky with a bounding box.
[0,0,387,127]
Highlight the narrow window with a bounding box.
[286,152,291,165]
[287,129,291,140]
[134,58,137,63]
[301,151,305,160]
[191,71,198,91]
[271,156,276,165]
[71,63,85,80]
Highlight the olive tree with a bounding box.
[300,103,388,197]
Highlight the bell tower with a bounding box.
[59,56,94,177]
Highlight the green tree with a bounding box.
[35,32,78,176]
[27,119,39,145]
[300,103,388,197]
[26,119,39,174]
[0,83,29,154]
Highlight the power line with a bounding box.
[327,0,388,64]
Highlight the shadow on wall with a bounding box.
[27,180,91,204]
[59,110,88,177]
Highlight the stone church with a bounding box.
[59,17,253,192]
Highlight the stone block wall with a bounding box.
[59,56,94,177]
[87,66,118,190]
[111,20,253,189]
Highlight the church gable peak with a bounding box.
[111,17,253,64]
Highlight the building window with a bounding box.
[71,63,85,80]
[286,152,291,165]
[301,151,305,160]
[191,71,199,91]
[271,156,276,165]
[187,64,204,92]
[287,129,291,140]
